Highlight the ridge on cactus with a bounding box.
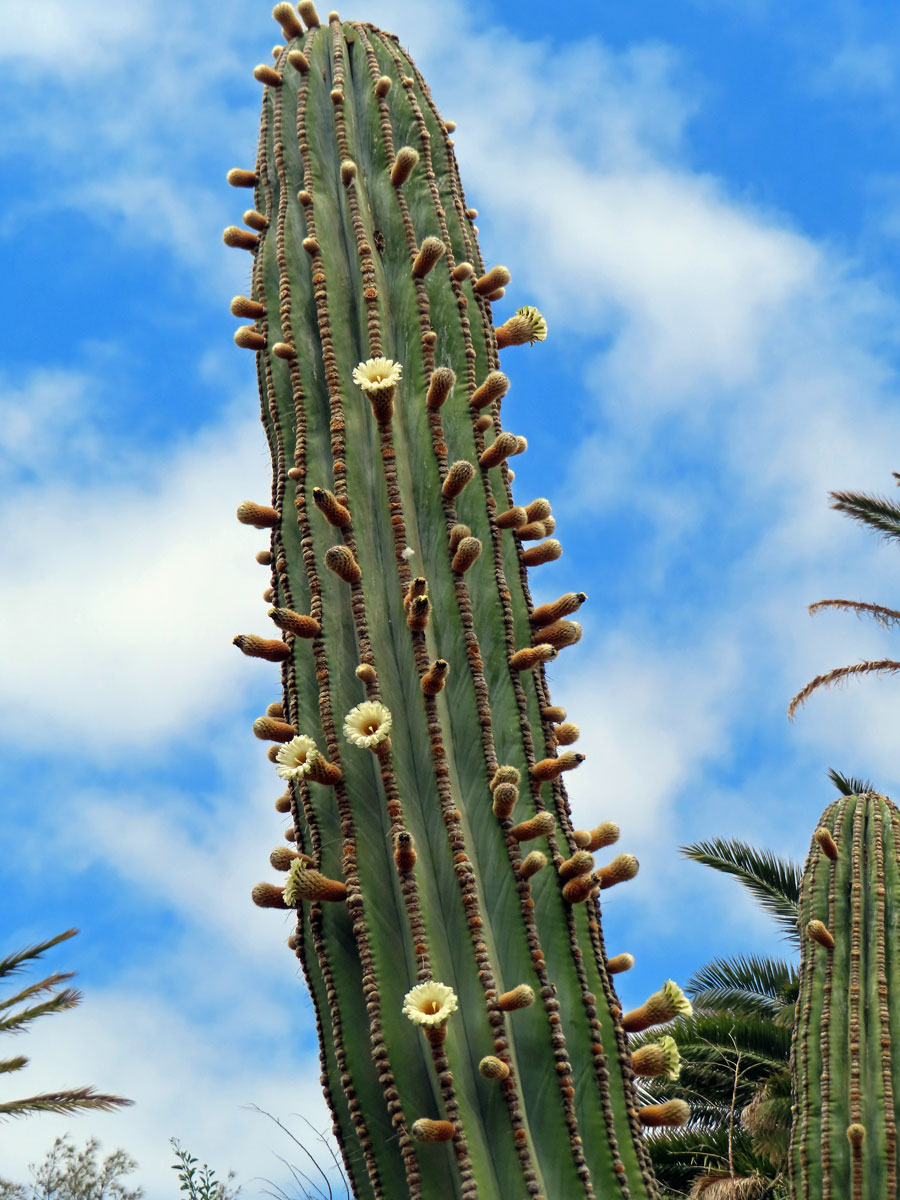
[227,5,686,1197]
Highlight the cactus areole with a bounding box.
[229,7,661,1198]
[791,793,900,1199]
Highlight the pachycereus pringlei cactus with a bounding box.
[227,5,684,1197]
[791,792,900,1199]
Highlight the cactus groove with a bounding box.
[790,792,900,1199]
[229,7,664,1198]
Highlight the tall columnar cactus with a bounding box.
[791,792,900,1199]
[227,5,681,1197]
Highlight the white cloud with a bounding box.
[0,406,273,757]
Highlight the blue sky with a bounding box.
[3,0,900,1193]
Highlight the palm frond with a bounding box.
[0,972,76,1014]
[788,659,900,720]
[681,840,800,943]
[687,956,796,1019]
[647,1127,777,1195]
[0,930,77,980]
[827,767,876,796]
[829,487,900,542]
[0,1087,133,1121]
[808,598,900,628]
[0,988,82,1035]
[690,1174,772,1199]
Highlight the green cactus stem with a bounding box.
[790,792,900,1199]
[228,6,668,1198]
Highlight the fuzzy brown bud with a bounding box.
[253,64,283,86]
[497,984,534,1011]
[552,722,580,746]
[233,635,290,662]
[272,342,296,359]
[270,846,312,871]
[404,577,427,610]
[268,608,320,638]
[227,168,258,188]
[242,209,268,231]
[340,159,357,185]
[288,49,309,72]
[411,1119,455,1143]
[450,261,475,281]
[519,851,547,879]
[448,524,471,552]
[523,539,562,567]
[478,1055,510,1080]
[312,487,351,527]
[470,370,509,410]
[559,850,594,882]
[595,853,639,889]
[532,592,587,627]
[606,953,634,975]
[298,1,320,26]
[491,782,519,819]
[252,716,297,743]
[407,595,431,631]
[639,1100,690,1128]
[234,326,267,350]
[251,883,289,909]
[562,875,595,904]
[374,74,392,97]
[541,704,567,723]
[421,659,449,695]
[479,432,519,469]
[236,500,280,528]
[517,521,546,541]
[394,831,417,873]
[490,765,521,790]
[390,146,419,186]
[325,545,361,584]
[426,366,456,410]
[230,295,266,319]
[474,265,511,295]
[272,1,304,37]
[442,460,475,499]
[451,536,482,574]
[573,822,620,851]
[412,237,446,278]
[511,812,555,842]
[509,644,557,672]
[496,506,528,530]
[807,919,835,950]
[814,827,839,860]
[532,620,582,650]
[530,752,584,781]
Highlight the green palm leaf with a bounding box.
[827,768,875,796]
[829,487,900,542]
[681,840,800,944]
[0,930,77,980]
[687,955,796,1020]
[0,928,131,1121]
